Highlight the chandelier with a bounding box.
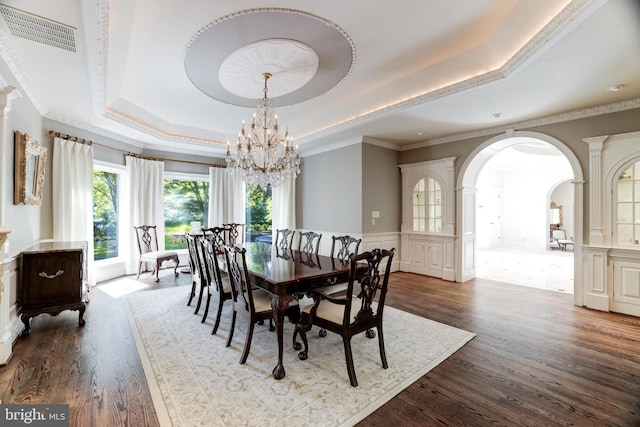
[226,73,301,187]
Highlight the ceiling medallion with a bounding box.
[184,8,355,107]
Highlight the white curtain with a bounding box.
[123,156,165,274]
[208,167,245,227]
[52,137,95,285]
[272,174,296,238]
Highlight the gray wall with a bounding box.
[296,144,362,233]
[362,143,401,234]
[398,108,640,245]
[1,84,45,254]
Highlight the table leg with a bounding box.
[270,294,293,380]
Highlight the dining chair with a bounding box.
[223,223,245,245]
[317,235,362,296]
[200,237,233,332]
[298,231,322,254]
[275,229,295,251]
[331,235,361,262]
[185,233,203,308]
[133,225,179,282]
[293,248,396,387]
[224,244,278,364]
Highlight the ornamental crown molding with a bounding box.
[297,0,599,146]
[403,98,640,151]
[0,27,46,115]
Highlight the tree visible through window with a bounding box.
[164,178,209,249]
[617,160,640,245]
[93,170,119,260]
[246,184,272,242]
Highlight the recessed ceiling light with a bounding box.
[607,84,624,92]
[416,131,424,136]
[491,113,502,119]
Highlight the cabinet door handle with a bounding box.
[39,270,65,279]
[326,276,337,285]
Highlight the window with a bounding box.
[616,160,640,245]
[245,184,272,242]
[93,167,121,260]
[164,176,209,250]
[413,177,442,232]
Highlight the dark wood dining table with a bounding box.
[241,241,365,380]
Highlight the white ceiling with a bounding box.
[0,0,638,158]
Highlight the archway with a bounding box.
[456,131,585,305]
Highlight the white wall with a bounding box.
[551,180,574,238]
[477,145,573,251]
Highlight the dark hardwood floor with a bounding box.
[1,270,639,426]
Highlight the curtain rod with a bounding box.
[49,130,226,168]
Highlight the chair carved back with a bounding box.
[331,235,361,262]
[223,223,245,245]
[348,248,396,324]
[134,225,160,255]
[275,229,295,251]
[298,231,322,254]
[224,245,255,313]
[203,226,227,255]
[201,238,225,293]
[185,233,202,277]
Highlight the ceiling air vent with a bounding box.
[0,4,76,52]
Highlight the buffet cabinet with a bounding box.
[19,241,88,335]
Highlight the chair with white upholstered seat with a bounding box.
[134,225,179,282]
[224,244,283,364]
[293,248,396,387]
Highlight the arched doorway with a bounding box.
[456,131,585,305]
[474,144,574,293]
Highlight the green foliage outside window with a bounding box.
[93,170,119,260]
[246,184,272,242]
[164,178,209,249]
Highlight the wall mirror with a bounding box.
[14,131,47,205]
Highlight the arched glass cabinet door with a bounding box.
[412,177,442,233]
[616,160,640,246]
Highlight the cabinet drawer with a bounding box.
[21,251,82,308]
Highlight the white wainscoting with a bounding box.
[582,246,640,316]
[1,256,21,365]
[400,233,455,281]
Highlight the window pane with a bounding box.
[93,170,119,260]
[618,224,634,245]
[246,184,272,242]
[618,203,633,223]
[618,181,633,202]
[619,165,633,181]
[164,178,209,249]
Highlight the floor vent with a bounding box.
[0,5,76,52]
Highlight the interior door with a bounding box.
[476,185,502,249]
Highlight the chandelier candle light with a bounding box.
[226,73,301,187]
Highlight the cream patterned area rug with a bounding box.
[124,286,475,427]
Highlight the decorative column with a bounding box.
[0,226,12,364]
[583,136,608,246]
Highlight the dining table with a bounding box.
[241,241,366,380]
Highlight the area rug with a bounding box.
[124,286,475,427]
